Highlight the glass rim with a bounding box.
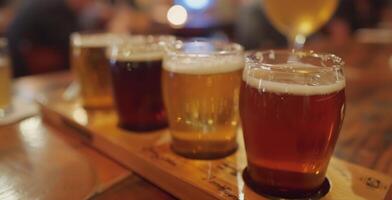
[245,49,344,70]
[108,35,176,61]
[165,39,244,57]
[112,34,176,47]
[71,32,122,47]
[71,33,176,47]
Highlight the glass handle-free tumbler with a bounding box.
[71,33,116,109]
[240,50,346,198]
[108,35,175,132]
[162,40,245,159]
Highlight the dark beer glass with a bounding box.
[108,35,175,131]
[240,50,346,198]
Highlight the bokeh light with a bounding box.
[167,5,188,28]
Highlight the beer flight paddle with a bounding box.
[66,33,367,199]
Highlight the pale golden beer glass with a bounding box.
[71,33,116,109]
[263,0,338,47]
[162,40,244,159]
[0,38,11,117]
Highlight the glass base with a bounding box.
[119,122,168,132]
[82,104,113,110]
[171,138,237,160]
[242,168,330,199]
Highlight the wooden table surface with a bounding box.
[1,40,392,199]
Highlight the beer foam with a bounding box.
[111,51,163,62]
[163,55,244,74]
[243,64,345,96]
[72,33,118,48]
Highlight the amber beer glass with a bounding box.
[240,50,346,198]
[109,35,174,131]
[163,40,244,159]
[71,33,114,108]
[0,38,11,117]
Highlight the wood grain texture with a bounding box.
[1,73,174,200]
[9,39,392,199]
[0,117,96,200]
[44,117,175,200]
[91,175,175,200]
[38,90,392,199]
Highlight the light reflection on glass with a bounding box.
[236,168,245,200]
[0,175,22,200]
[18,117,46,149]
[72,107,88,125]
[236,130,247,200]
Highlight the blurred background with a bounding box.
[0,0,391,77]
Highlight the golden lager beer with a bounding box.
[0,57,11,111]
[0,39,11,115]
[71,33,115,108]
[264,0,338,39]
[162,40,244,159]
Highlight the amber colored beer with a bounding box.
[163,41,244,159]
[240,51,345,198]
[0,56,11,111]
[263,0,338,38]
[0,38,11,115]
[71,33,114,108]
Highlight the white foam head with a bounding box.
[163,55,244,74]
[163,40,244,74]
[72,33,118,48]
[243,63,345,95]
[109,35,175,62]
[110,48,163,62]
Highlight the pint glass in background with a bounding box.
[71,33,115,109]
[0,38,11,117]
[163,40,244,159]
[108,35,175,131]
[240,50,346,198]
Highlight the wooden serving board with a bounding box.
[38,88,392,200]
[0,117,96,200]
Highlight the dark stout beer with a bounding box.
[109,35,174,131]
[110,55,167,131]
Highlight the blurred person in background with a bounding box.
[235,0,286,50]
[107,2,151,34]
[335,0,387,30]
[0,0,16,37]
[328,0,391,44]
[6,0,110,77]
